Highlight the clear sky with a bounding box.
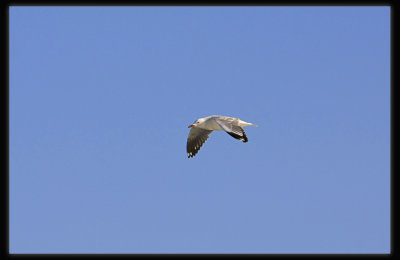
[9,6,390,254]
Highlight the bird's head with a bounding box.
[188,118,206,128]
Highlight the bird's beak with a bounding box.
[188,124,194,128]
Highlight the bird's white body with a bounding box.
[194,115,257,130]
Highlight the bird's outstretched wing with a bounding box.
[187,128,213,158]
[214,118,248,142]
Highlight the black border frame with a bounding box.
[4,0,396,257]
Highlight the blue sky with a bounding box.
[9,6,390,253]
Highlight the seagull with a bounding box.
[187,115,258,158]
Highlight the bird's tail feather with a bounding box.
[239,120,258,127]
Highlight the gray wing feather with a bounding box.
[214,118,248,142]
[187,128,213,158]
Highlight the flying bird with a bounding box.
[187,115,258,158]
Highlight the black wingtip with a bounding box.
[226,131,248,142]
